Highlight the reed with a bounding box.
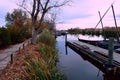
[24,29,66,80]
[39,29,56,47]
[24,46,66,80]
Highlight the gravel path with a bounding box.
[0,39,31,72]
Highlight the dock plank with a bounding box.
[69,40,120,63]
[67,40,120,79]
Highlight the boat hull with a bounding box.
[78,38,120,52]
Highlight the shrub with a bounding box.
[24,30,66,80]
[40,44,57,62]
[8,26,31,44]
[20,27,31,39]
[24,45,66,80]
[0,27,11,48]
[39,29,56,47]
[8,26,22,44]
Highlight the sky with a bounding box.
[0,0,120,30]
[0,0,18,26]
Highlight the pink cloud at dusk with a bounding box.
[0,0,120,30]
[56,0,120,30]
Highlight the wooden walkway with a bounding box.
[68,40,120,62]
[66,40,120,80]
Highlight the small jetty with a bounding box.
[78,38,120,52]
[66,40,120,80]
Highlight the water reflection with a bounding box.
[65,45,68,55]
[56,34,103,80]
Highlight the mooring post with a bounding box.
[108,38,114,66]
[65,32,67,46]
[23,44,25,50]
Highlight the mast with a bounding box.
[111,5,119,42]
[98,11,106,40]
[94,1,115,31]
[94,5,111,30]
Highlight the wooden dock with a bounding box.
[66,40,120,80]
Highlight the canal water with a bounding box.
[56,35,104,80]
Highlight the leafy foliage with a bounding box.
[5,9,28,27]
[24,29,66,80]
[67,27,120,38]
[39,29,56,47]
[24,54,66,80]
[8,26,31,44]
[0,27,11,48]
[67,28,82,34]
[0,9,31,48]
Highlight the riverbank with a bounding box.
[0,30,66,80]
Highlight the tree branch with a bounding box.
[34,0,40,20]
[31,0,36,17]
[17,0,31,15]
[21,0,25,6]
[46,0,70,12]
[40,1,44,10]
[43,0,50,12]
[18,4,31,14]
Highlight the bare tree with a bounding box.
[18,0,69,44]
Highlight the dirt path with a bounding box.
[0,39,31,72]
[0,43,40,79]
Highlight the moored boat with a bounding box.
[78,38,120,53]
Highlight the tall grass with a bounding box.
[39,29,56,47]
[24,29,66,80]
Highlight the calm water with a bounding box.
[56,35,103,80]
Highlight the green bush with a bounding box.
[0,27,11,48]
[24,30,66,80]
[8,26,31,44]
[20,27,31,39]
[39,29,56,47]
[24,45,66,80]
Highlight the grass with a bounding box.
[24,29,66,80]
[39,29,56,47]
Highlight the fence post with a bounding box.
[11,54,13,64]
[23,44,25,50]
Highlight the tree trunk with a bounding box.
[31,30,38,44]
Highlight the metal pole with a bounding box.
[111,5,119,42]
[108,38,114,66]
[98,11,106,40]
